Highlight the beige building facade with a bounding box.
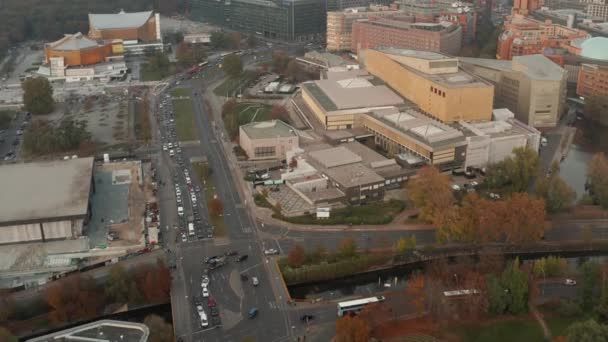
[360,48,494,123]
[239,121,299,161]
[459,54,567,128]
[326,6,399,52]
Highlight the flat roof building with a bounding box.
[360,47,494,123]
[300,70,405,130]
[459,54,567,128]
[239,120,299,161]
[0,157,94,245]
[351,17,462,55]
[27,319,149,342]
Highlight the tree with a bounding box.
[209,198,224,217]
[222,54,242,79]
[337,238,357,259]
[501,258,529,314]
[210,31,228,49]
[144,314,174,342]
[581,260,601,310]
[46,275,104,323]
[271,50,291,74]
[485,146,539,193]
[139,259,171,302]
[309,244,327,264]
[222,98,237,118]
[486,275,508,314]
[0,327,17,342]
[500,193,546,244]
[584,95,608,126]
[105,265,134,304]
[286,59,301,82]
[407,166,454,224]
[227,32,241,50]
[359,302,392,332]
[535,172,576,213]
[22,77,54,114]
[587,153,608,208]
[406,273,427,314]
[246,34,258,48]
[270,104,289,121]
[566,319,608,342]
[395,236,416,254]
[176,42,206,68]
[335,315,371,342]
[287,244,306,268]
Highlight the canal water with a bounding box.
[288,253,608,301]
[560,143,593,200]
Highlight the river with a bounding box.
[560,143,593,200]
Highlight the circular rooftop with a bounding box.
[580,37,608,61]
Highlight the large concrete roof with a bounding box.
[0,157,94,224]
[240,120,297,140]
[47,33,101,51]
[89,10,153,30]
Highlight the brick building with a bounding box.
[351,16,462,55]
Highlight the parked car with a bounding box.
[565,279,577,286]
[205,256,220,264]
[210,307,219,317]
[207,296,217,307]
[248,307,258,319]
[236,255,249,262]
[201,275,209,287]
[252,277,259,286]
[264,248,278,255]
[300,314,315,322]
[241,273,249,281]
[202,287,210,297]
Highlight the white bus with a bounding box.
[219,51,236,58]
[198,61,209,68]
[337,296,385,316]
[443,289,480,297]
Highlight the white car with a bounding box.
[565,279,577,286]
[252,276,259,286]
[168,142,173,148]
[176,189,181,196]
[181,233,187,242]
[264,249,278,255]
[451,184,461,191]
[200,309,208,327]
[202,286,210,297]
[169,149,175,157]
[186,176,192,184]
[469,181,479,187]
[202,275,210,287]
[178,206,184,216]
[162,144,168,151]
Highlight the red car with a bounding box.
[207,296,217,308]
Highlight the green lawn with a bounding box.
[133,101,151,141]
[453,319,545,342]
[171,88,197,141]
[0,110,15,129]
[213,72,255,97]
[277,199,406,225]
[223,102,272,140]
[140,66,164,81]
[192,162,227,237]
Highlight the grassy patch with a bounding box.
[171,88,197,141]
[223,102,272,139]
[133,100,151,142]
[0,110,15,129]
[275,199,406,225]
[192,162,227,237]
[140,65,164,81]
[213,72,255,97]
[451,318,544,342]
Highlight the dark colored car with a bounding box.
[210,307,219,316]
[300,314,314,322]
[205,256,220,264]
[240,273,249,281]
[207,296,217,308]
[248,308,258,319]
[236,254,248,262]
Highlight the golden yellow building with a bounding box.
[359,48,494,123]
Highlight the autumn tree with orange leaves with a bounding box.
[359,301,392,334]
[46,275,104,323]
[336,314,371,342]
[406,273,428,315]
[407,166,454,224]
[287,244,306,268]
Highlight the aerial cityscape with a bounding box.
[0,0,608,341]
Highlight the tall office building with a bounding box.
[326,5,398,51]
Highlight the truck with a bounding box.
[188,223,195,237]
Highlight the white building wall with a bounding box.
[488,135,528,165]
[464,136,490,168]
[42,220,73,240]
[0,223,42,244]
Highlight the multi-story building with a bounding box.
[191,0,327,41]
[496,14,589,60]
[88,10,161,43]
[359,47,494,123]
[239,120,299,160]
[326,5,398,52]
[575,37,608,97]
[588,2,608,20]
[459,54,567,128]
[351,16,462,54]
[399,0,479,44]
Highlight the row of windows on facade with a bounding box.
[254,146,276,157]
[430,86,446,97]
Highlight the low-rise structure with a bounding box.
[27,320,149,342]
[300,70,405,129]
[460,109,541,168]
[351,16,462,55]
[0,157,94,245]
[239,120,299,161]
[459,54,568,128]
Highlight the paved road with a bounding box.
[0,110,27,162]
